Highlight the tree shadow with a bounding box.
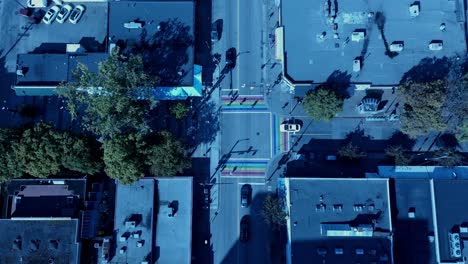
[324,70,353,98]
[130,18,194,87]
[186,101,220,146]
[343,128,373,148]
[436,133,459,149]
[388,131,416,150]
[400,57,451,84]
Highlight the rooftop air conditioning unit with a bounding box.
[351,31,365,42]
[429,41,443,51]
[409,3,420,17]
[353,59,361,72]
[390,42,404,52]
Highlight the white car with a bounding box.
[69,5,85,24]
[42,5,61,24]
[280,123,301,132]
[56,4,73,23]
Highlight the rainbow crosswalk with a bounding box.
[221,95,268,111]
[273,115,290,155]
[220,159,269,177]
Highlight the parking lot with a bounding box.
[2,2,108,72]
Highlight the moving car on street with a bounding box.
[280,123,301,133]
[240,215,250,243]
[240,184,251,208]
[42,6,60,24]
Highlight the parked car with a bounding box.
[42,5,60,24]
[56,4,73,23]
[280,123,301,132]
[211,23,219,42]
[240,184,251,208]
[240,215,250,242]
[69,5,85,24]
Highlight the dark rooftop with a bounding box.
[111,179,155,264]
[0,219,80,264]
[282,0,467,85]
[286,178,392,263]
[108,0,195,86]
[392,179,437,264]
[433,180,468,262]
[15,53,107,87]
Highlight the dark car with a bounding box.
[240,184,251,207]
[240,215,250,242]
[211,23,219,42]
[225,48,237,68]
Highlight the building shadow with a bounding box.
[190,157,214,264]
[220,191,278,264]
[400,57,451,83]
[324,70,353,98]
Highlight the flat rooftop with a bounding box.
[155,177,193,264]
[433,180,468,262]
[16,53,107,86]
[108,0,195,86]
[111,179,155,264]
[282,0,467,85]
[392,179,437,264]
[286,178,392,263]
[0,219,80,264]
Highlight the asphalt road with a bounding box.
[210,0,273,263]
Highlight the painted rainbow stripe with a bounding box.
[221,95,268,110]
[220,160,268,177]
[273,115,289,155]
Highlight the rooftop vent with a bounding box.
[390,42,404,52]
[335,247,344,255]
[316,203,326,212]
[353,59,361,72]
[125,221,136,228]
[333,204,343,212]
[449,233,462,258]
[429,41,443,51]
[409,2,420,17]
[136,240,144,248]
[124,21,143,29]
[119,247,126,254]
[29,240,40,251]
[351,31,365,42]
[132,231,141,239]
[12,237,22,250]
[48,240,59,250]
[355,248,364,255]
[408,208,416,218]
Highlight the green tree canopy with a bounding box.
[0,123,102,182]
[103,131,191,184]
[455,119,468,142]
[261,195,287,229]
[144,131,191,176]
[385,145,411,165]
[337,142,366,160]
[57,50,158,138]
[170,101,190,120]
[103,133,145,184]
[400,80,447,137]
[302,87,343,121]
